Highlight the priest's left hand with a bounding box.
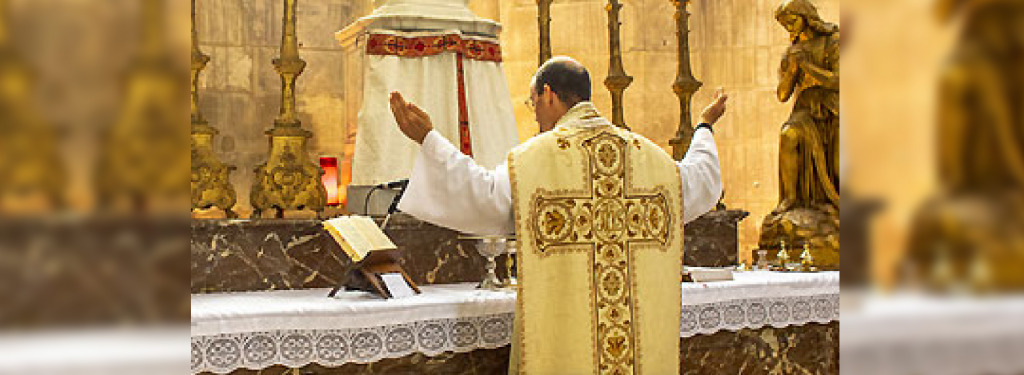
[389,92,434,144]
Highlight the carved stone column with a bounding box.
[191,0,237,218]
[668,0,702,160]
[537,0,553,66]
[250,0,327,218]
[604,0,632,129]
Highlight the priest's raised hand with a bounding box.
[389,92,433,144]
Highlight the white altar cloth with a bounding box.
[841,292,1024,375]
[191,271,838,374]
[0,327,188,375]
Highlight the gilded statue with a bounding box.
[758,0,840,268]
[904,0,1024,292]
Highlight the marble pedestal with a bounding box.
[684,209,749,267]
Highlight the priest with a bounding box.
[390,56,725,374]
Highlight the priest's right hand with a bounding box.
[389,92,434,144]
[699,87,729,126]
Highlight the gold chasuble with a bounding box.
[508,103,683,375]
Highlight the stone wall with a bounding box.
[493,0,839,262]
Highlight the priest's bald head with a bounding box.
[528,56,591,132]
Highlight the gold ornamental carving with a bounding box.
[250,0,326,218]
[0,0,65,212]
[190,0,237,218]
[95,0,190,213]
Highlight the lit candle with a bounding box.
[320,156,339,206]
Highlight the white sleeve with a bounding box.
[678,128,723,223]
[397,130,514,235]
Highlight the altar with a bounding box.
[185,0,844,372]
[191,271,839,374]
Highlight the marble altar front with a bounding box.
[191,214,489,294]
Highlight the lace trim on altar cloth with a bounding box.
[191,313,514,374]
[191,294,840,374]
[680,293,840,337]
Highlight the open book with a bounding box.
[322,216,396,262]
[322,216,419,298]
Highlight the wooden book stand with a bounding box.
[328,249,421,299]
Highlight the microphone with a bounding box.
[380,179,411,229]
[376,179,409,190]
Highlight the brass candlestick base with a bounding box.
[191,124,237,218]
[251,127,326,218]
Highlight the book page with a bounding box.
[323,216,372,261]
[322,216,397,262]
[380,273,416,299]
[353,216,396,251]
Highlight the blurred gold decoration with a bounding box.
[504,239,518,288]
[0,0,65,212]
[777,240,791,270]
[190,0,237,218]
[536,0,552,66]
[604,0,632,130]
[904,0,1024,292]
[250,0,326,218]
[800,243,815,271]
[96,0,189,213]
[758,0,840,270]
[668,0,703,161]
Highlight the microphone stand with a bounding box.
[380,179,409,229]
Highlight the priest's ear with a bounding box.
[539,84,554,105]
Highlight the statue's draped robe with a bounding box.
[398,102,722,374]
[784,31,840,209]
[507,106,685,374]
